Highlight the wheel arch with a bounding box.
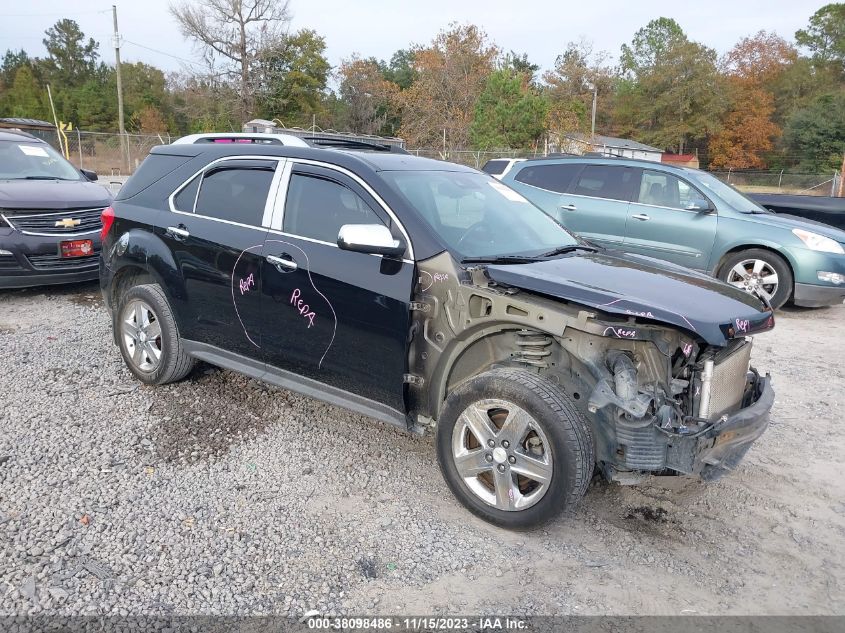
[427,324,568,422]
[712,242,797,283]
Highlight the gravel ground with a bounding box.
[1,281,843,617]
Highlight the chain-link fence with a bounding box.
[709,170,841,197]
[53,130,175,177]
[36,129,845,199]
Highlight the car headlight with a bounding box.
[792,228,845,254]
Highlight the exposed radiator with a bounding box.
[702,341,752,419]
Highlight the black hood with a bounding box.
[486,250,774,346]
[0,180,112,209]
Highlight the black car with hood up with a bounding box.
[0,130,111,288]
[99,141,775,528]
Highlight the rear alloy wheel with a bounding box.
[437,368,594,529]
[121,299,162,373]
[718,249,792,309]
[116,283,195,385]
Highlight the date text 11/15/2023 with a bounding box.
[304,616,529,630]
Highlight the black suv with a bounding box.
[100,141,775,528]
[0,130,111,288]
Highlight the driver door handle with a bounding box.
[560,204,577,211]
[631,213,650,221]
[266,254,298,271]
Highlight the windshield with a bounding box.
[693,171,768,213]
[380,170,579,259]
[0,141,82,181]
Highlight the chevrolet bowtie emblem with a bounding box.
[55,218,81,228]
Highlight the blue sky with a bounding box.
[0,0,824,77]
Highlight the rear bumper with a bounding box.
[793,282,845,307]
[0,230,100,289]
[695,373,774,481]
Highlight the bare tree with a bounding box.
[170,0,291,121]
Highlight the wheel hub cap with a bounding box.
[492,447,508,464]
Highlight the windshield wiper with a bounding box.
[540,244,598,257]
[461,254,543,264]
[12,176,77,181]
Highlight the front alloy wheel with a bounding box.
[452,399,553,511]
[437,368,594,528]
[724,259,779,303]
[121,299,163,372]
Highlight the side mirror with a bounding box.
[80,169,98,181]
[337,224,405,258]
[686,200,712,212]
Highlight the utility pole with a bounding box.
[112,5,128,174]
[839,151,845,197]
[590,84,597,140]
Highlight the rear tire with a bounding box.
[115,283,194,385]
[717,249,793,309]
[436,368,594,529]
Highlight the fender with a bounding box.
[104,227,187,321]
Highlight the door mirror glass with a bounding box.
[685,200,712,212]
[338,224,405,257]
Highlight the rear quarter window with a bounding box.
[514,164,581,194]
[116,154,193,200]
[482,160,509,176]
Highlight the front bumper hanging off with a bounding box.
[692,373,774,481]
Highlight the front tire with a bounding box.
[436,368,594,529]
[717,249,793,309]
[115,283,194,385]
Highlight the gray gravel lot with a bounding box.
[1,281,844,616]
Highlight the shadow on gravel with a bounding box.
[0,280,99,301]
[144,366,287,463]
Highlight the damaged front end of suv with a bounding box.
[407,249,775,485]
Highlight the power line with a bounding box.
[0,9,111,17]
[122,40,205,68]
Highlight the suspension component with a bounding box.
[514,330,553,368]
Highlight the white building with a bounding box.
[557,132,663,162]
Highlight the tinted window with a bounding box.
[482,160,509,176]
[173,174,200,212]
[283,174,386,243]
[515,164,581,194]
[638,170,710,210]
[572,165,635,201]
[195,166,275,225]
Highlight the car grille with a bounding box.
[703,341,753,419]
[26,252,100,270]
[2,207,104,235]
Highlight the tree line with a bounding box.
[1,1,844,172]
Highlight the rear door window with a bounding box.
[194,162,276,226]
[173,174,200,212]
[514,164,581,194]
[572,165,636,201]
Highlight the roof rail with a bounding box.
[302,136,409,154]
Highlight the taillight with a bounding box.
[100,206,115,241]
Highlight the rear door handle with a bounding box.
[266,254,298,271]
[166,225,190,240]
[560,204,577,211]
[631,213,650,221]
